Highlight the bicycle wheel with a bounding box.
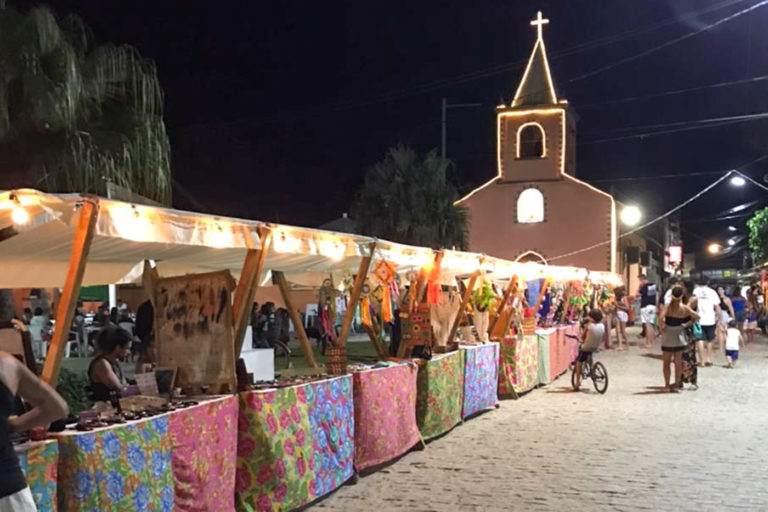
[591,361,608,394]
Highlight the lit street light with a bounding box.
[708,243,721,254]
[730,176,746,186]
[728,239,736,246]
[620,205,642,226]
[728,226,737,232]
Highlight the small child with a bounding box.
[574,309,605,390]
[725,319,744,368]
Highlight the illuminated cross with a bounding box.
[530,11,549,40]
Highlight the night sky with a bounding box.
[16,0,768,266]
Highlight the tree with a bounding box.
[747,206,768,265]
[351,145,468,250]
[0,4,171,204]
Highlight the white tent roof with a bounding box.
[0,189,622,289]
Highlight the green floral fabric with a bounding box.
[416,351,464,440]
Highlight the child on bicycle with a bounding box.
[574,308,605,390]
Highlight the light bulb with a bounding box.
[730,176,746,186]
[620,205,642,227]
[707,243,721,255]
[11,205,29,225]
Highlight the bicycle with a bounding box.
[566,334,608,394]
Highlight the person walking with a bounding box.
[691,279,721,367]
[731,287,747,330]
[1,352,69,511]
[716,286,735,351]
[724,320,744,368]
[613,286,629,351]
[660,286,699,393]
[638,275,658,349]
[745,285,760,345]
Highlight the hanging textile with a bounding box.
[381,287,393,324]
[360,296,372,326]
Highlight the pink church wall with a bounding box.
[462,178,614,272]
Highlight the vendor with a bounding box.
[1,351,68,510]
[87,326,131,402]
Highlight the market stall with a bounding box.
[497,335,539,396]
[415,351,464,440]
[55,396,236,512]
[352,363,421,471]
[460,343,499,419]
[536,328,554,385]
[235,375,355,512]
[16,439,58,512]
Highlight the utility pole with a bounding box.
[441,98,482,160]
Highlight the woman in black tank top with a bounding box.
[87,326,132,402]
[0,352,68,510]
[660,286,700,393]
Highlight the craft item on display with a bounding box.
[400,304,432,349]
[430,290,459,348]
[380,286,393,324]
[359,296,372,326]
[153,270,236,393]
[373,260,395,284]
[155,367,178,395]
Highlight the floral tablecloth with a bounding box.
[57,416,175,512]
[16,439,58,512]
[169,396,238,511]
[535,330,553,385]
[416,351,464,440]
[352,363,420,471]
[498,335,539,396]
[460,343,499,419]
[555,324,580,379]
[236,375,355,512]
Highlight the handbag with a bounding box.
[692,322,703,341]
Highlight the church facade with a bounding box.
[457,12,617,273]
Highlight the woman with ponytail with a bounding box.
[660,286,699,393]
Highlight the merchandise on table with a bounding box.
[352,363,420,471]
[416,351,464,440]
[15,439,58,512]
[461,343,499,419]
[236,375,354,512]
[498,335,539,396]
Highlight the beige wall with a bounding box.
[463,179,614,272]
[499,110,566,182]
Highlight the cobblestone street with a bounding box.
[314,330,768,511]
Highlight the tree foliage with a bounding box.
[0,3,171,204]
[747,206,768,265]
[351,145,468,250]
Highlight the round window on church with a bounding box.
[517,188,544,223]
[517,123,546,159]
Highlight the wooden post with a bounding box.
[41,200,98,386]
[273,271,319,369]
[233,226,272,357]
[489,275,518,335]
[362,318,387,360]
[337,242,376,347]
[446,270,480,344]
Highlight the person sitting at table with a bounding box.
[1,351,68,511]
[87,326,131,402]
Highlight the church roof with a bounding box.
[511,12,559,108]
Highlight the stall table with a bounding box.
[352,363,420,472]
[416,351,464,440]
[16,439,58,512]
[56,396,237,512]
[498,335,539,396]
[535,329,554,385]
[236,376,354,512]
[460,343,499,419]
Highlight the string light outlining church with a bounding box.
[456,11,618,273]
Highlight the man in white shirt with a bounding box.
[692,279,721,367]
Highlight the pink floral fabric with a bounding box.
[352,364,420,471]
[235,376,354,512]
[169,396,238,512]
[498,335,539,395]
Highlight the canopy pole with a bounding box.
[363,317,387,360]
[447,270,480,345]
[489,274,518,337]
[41,199,98,386]
[337,242,376,347]
[234,226,272,357]
[273,271,319,369]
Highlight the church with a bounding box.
[457,12,618,274]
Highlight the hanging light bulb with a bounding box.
[10,194,29,225]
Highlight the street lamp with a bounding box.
[728,225,737,232]
[728,239,736,246]
[620,205,642,226]
[730,176,746,186]
[708,243,721,254]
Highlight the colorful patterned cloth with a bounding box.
[498,335,539,395]
[169,396,238,511]
[535,331,552,385]
[236,376,355,512]
[461,343,499,419]
[57,416,175,512]
[16,439,58,512]
[352,363,420,471]
[416,351,464,440]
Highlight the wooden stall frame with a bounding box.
[234,226,272,357]
[273,270,319,369]
[362,317,387,360]
[337,242,376,347]
[447,269,481,344]
[42,199,99,386]
[488,274,518,337]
